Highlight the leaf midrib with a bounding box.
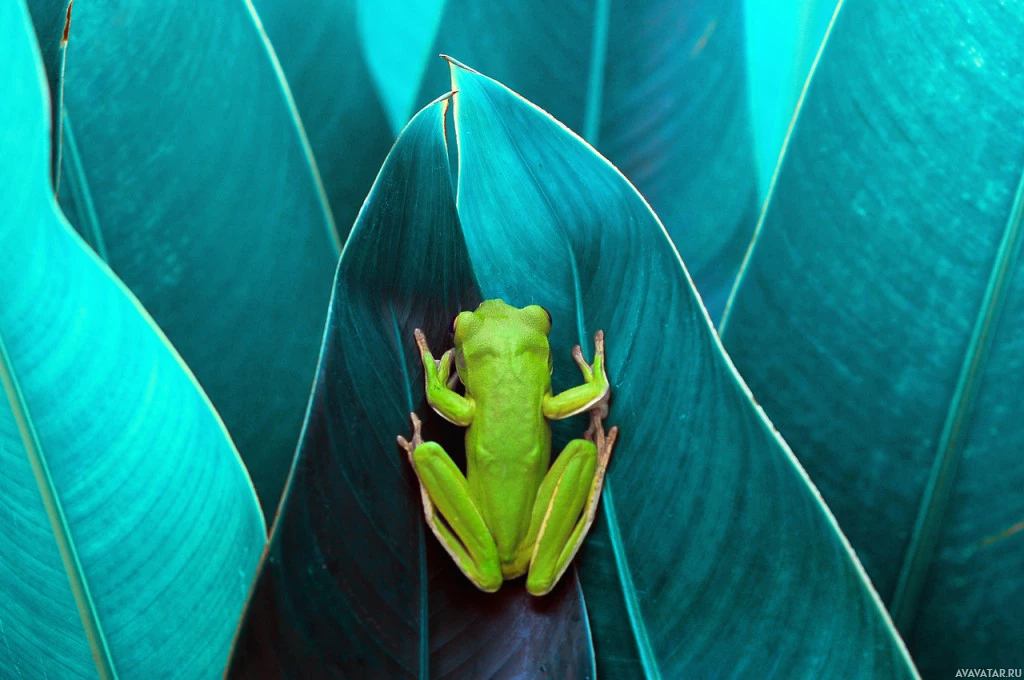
[574,11,663,673]
[582,0,611,146]
[890,163,1024,631]
[0,329,117,679]
[568,249,661,679]
[390,306,429,680]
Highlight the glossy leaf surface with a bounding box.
[0,4,266,677]
[254,0,758,319]
[51,0,338,514]
[720,1,1024,675]
[449,61,917,678]
[229,96,595,679]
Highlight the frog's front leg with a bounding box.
[415,329,474,425]
[525,410,619,596]
[543,330,610,419]
[397,413,502,592]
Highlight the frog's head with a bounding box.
[450,299,553,391]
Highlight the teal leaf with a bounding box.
[448,60,917,677]
[228,95,595,678]
[357,0,447,134]
[720,1,1024,675]
[744,0,837,198]
[254,0,758,319]
[0,3,266,677]
[24,0,71,183]
[250,0,395,244]
[50,0,340,514]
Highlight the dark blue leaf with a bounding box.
[228,95,595,679]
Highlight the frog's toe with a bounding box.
[476,565,503,593]
[525,571,557,597]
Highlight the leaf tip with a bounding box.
[441,54,481,79]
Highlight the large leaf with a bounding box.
[0,3,266,677]
[719,0,1024,675]
[49,0,339,514]
[228,95,595,679]
[448,60,917,677]
[253,0,757,319]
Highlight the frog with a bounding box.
[397,299,618,596]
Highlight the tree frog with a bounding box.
[397,299,618,596]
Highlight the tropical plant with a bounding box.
[2,0,1020,678]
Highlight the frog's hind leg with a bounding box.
[398,413,503,592]
[525,409,618,596]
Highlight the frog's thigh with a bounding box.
[412,441,503,592]
[525,439,597,596]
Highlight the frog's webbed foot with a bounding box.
[413,327,431,356]
[441,349,461,390]
[396,412,425,462]
[583,408,618,472]
[571,330,610,418]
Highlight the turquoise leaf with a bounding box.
[357,0,447,133]
[744,0,837,197]
[45,0,340,514]
[720,0,1024,675]
[0,2,266,677]
[228,95,595,677]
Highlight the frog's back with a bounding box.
[452,300,555,565]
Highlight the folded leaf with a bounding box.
[425,0,760,317]
[720,0,1024,675]
[228,95,595,679]
[0,4,266,677]
[49,0,340,514]
[255,0,758,319]
[449,59,917,678]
